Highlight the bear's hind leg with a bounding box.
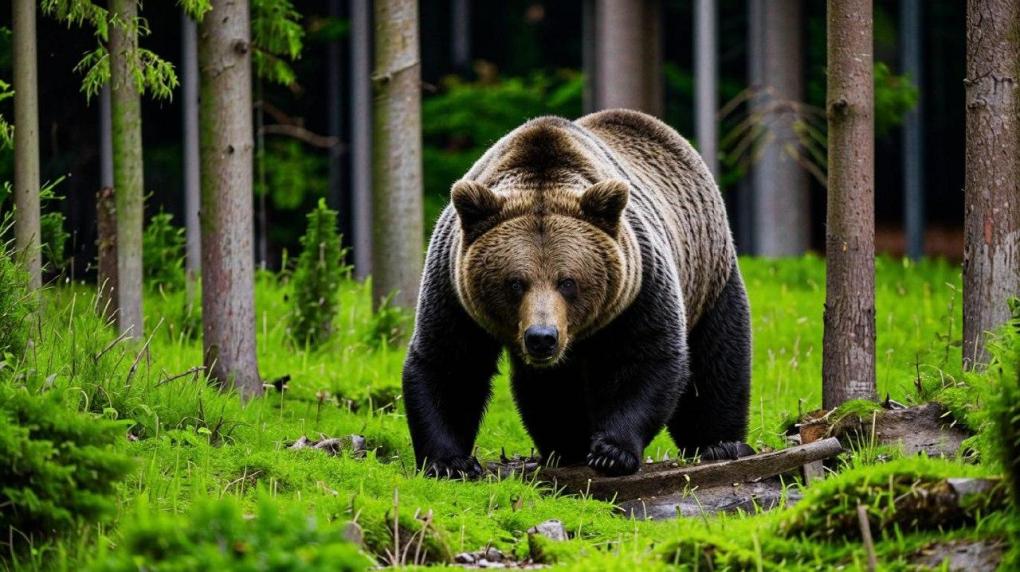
[667,262,753,460]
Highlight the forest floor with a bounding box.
[5,256,1018,571]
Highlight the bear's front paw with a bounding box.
[587,435,640,476]
[689,441,756,462]
[423,456,484,479]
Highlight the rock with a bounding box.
[287,434,367,457]
[527,519,568,542]
[482,546,504,562]
[911,539,1004,571]
[341,522,364,547]
[455,552,477,564]
[618,477,802,520]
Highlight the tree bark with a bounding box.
[182,9,201,286]
[752,0,810,256]
[109,0,144,337]
[450,0,471,72]
[963,0,1020,369]
[99,85,113,188]
[371,0,424,310]
[823,0,876,409]
[13,0,41,290]
[96,186,118,323]
[198,0,262,398]
[593,0,662,115]
[900,0,925,260]
[693,0,718,178]
[351,0,373,279]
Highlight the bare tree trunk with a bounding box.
[451,0,471,72]
[963,0,1020,369]
[823,0,876,409]
[182,9,201,287]
[96,186,118,323]
[198,0,262,398]
[371,0,424,310]
[351,0,373,279]
[13,0,41,290]
[752,0,810,256]
[693,0,718,178]
[99,85,113,188]
[109,0,144,338]
[900,0,925,260]
[593,0,662,115]
[326,0,345,219]
[581,0,596,114]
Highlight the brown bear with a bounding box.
[403,109,751,477]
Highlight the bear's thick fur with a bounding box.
[403,109,751,477]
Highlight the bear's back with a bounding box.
[576,110,736,327]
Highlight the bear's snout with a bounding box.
[524,325,559,361]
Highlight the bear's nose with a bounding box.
[524,325,558,359]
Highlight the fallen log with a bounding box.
[540,437,843,501]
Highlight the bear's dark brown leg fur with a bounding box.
[508,356,592,466]
[667,262,752,458]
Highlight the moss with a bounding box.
[779,457,999,540]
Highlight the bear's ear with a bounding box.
[579,179,629,236]
[451,180,504,243]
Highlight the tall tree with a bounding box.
[182,9,201,286]
[900,0,925,260]
[593,0,662,115]
[109,0,145,337]
[198,0,262,397]
[371,0,424,310]
[963,0,1020,368]
[693,0,718,177]
[822,0,876,409]
[752,0,810,255]
[13,0,41,290]
[350,0,373,279]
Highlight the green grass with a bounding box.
[3,256,1014,570]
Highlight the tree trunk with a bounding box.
[822,0,876,409]
[371,0,424,310]
[693,0,718,178]
[963,0,1020,369]
[593,0,662,115]
[900,0,925,260]
[351,0,373,280]
[752,0,810,256]
[99,85,113,188]
[109,0,144,338]
[13,0,41,290]
[96,186,118,324]
[581,0,596,114]
[450,0,470,72]
[182,9,201,286]
[198,0,262,398]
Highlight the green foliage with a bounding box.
[142,212,186,292]
[90,496,372,571]
[0,79,13,149]
[177,0,212,20]
[873,61,920,136]
[421,71,582,221]
[364,295,411,348]
[290,200,347,347]
[0,384,133,552]
[257,139,327,210]
[251,0,305,86]
[42,1,178,102]
[0,219,32,358]
[39,177,70,273]
[983,303,1020,508]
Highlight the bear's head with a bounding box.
[452,178,634,367]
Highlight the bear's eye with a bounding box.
[507,279,526,296]
[558,278,578,298]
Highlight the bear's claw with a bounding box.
[587,436,639,476]
[424,456,484,480]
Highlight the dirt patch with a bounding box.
[911,539,1005,571]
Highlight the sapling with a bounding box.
[290,199,348,347]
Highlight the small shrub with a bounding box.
[90,496,372,571]
[0,384,132,551]
[290,199,347,347]
[40,210,69,272]
[987,299,1020,508]
[0,225,32,357]
[142,212,186,292]
[364,294,411,348]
